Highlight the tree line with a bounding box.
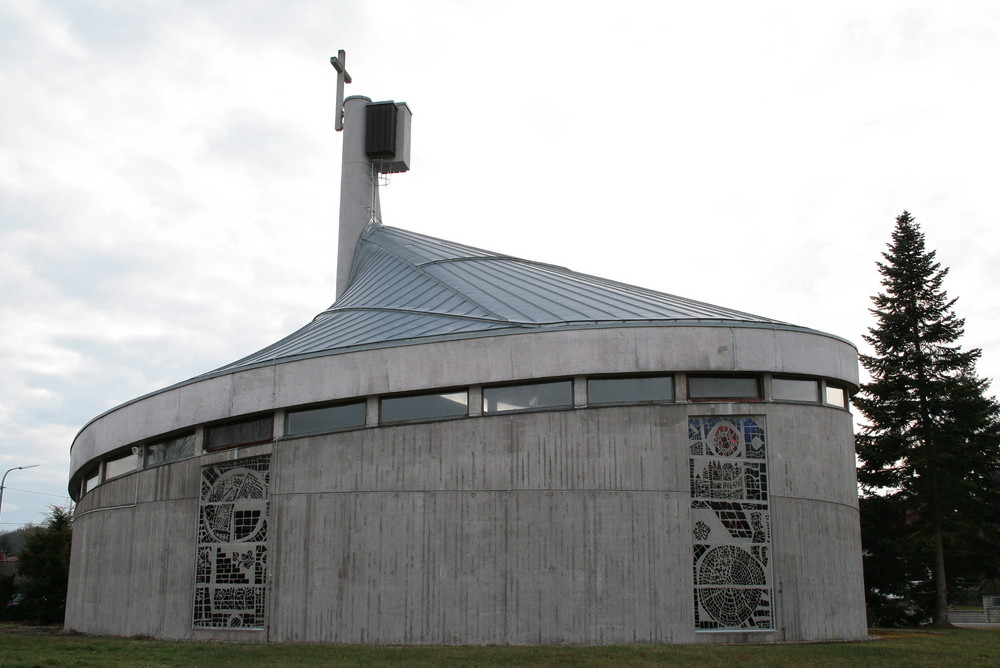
[1,505,72,624]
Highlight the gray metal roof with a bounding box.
[209,224,792,374]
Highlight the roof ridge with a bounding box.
[341,230,511,323]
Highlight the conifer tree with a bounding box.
[855,211,1000,625]
[16,506,72,623]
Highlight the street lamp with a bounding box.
[0,465,40,527]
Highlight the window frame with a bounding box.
[204,414,274,452]
[144,432,196,468]
[103,449,139,480]
[82,466,101,495]
[687,375,762,402]
[285,401,367,437]
[771,376,820,403]
[586,374,675,406]
[481,379,574,415]
[823,383,848,409]
[380,389,470,425]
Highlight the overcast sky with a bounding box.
[2,1,999,530]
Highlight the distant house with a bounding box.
[0,552,18,578]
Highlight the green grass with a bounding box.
[1,626,999,667]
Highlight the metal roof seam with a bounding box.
[203,225,801,377]
[471,261,656,319]
[415,256,573,273]
[447,259,645,321]
[539,264,788,324]
[343,232,512,322]
[323,306,517,324]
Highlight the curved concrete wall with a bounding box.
[65,324,866,643]
[69,324,858,481]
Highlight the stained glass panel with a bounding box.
[689,416,774,631]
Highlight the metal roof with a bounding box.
[209,224,792,374]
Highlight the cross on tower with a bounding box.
[330,49,352,132]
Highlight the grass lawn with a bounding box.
[1,625,999,667]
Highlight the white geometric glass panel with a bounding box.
[193,455,269,629]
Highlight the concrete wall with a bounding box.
[69,324,858,480]
[65,324,866,643]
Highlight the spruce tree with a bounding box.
[855,211,1000,625]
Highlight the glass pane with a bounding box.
[825,385,847,408]
[84,468,101,493]
[773,378,819,402]
[688,376,760,399]
[287,402,366,436]
[483,381,573,413]
[588,376,674,405]
[104,452,138,479]
[381,391,468,423]
[146,433,195,466]
[206,415,273,451]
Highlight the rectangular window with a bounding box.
[286,402,366,437]
[483,380,573,413]
[772,377,819,402]
[104,451,138,480]
[205,415,273,451]
[146,432,196,467]
[83,467,101,494]
[824,384,847,408]
[688,376,760,400]
[588,376,674,405]
[381,391,468,423]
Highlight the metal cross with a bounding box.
[330,49,352,132]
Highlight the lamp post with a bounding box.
[0,465,40,527]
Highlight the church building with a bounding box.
[65,55,866,644]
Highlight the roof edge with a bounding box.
[70,319,857,449]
